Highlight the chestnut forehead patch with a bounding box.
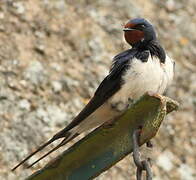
[124,22,136,28]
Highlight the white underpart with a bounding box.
[111,55,174,103]
[70,55,174,134]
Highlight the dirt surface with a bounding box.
[0,0,195,179]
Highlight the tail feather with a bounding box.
[11,138,55,171]
[11,131,72,171]
[27,133,79,169]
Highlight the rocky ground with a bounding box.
[0,0,195,179]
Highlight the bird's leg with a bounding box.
[147,91,163,100]
[147,91,165,105]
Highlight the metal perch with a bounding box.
[26,93,179,180]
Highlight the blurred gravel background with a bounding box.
[0,0,195,179]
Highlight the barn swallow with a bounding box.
[12,18,174,171]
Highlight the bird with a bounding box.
[12,18,174,171]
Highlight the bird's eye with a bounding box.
[141,24,145,28]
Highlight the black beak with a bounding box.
[123,28,135,31]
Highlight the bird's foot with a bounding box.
[147,91,164,101]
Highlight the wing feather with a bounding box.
[56,49,137,137]
[12,49,137,170]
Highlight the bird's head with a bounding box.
[123,18,156,47]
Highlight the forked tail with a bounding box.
[11,131,78,171]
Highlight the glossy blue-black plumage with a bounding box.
[12,48,139,171]
[128,18,151,27]
[55,49,138,138]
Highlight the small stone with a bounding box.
[34,44,45,55]
[0,25,5,32]
[52,81,62,93]
[24,60,46,85]
[19,80,27,87]
[51,63,62,72]
[13,2,25,14]
[36,105,68,127]
[0,12,4,19]
[157,151,174,171]
[35,31,45,38]
[178,164,195,180]
[18,99,31,111]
